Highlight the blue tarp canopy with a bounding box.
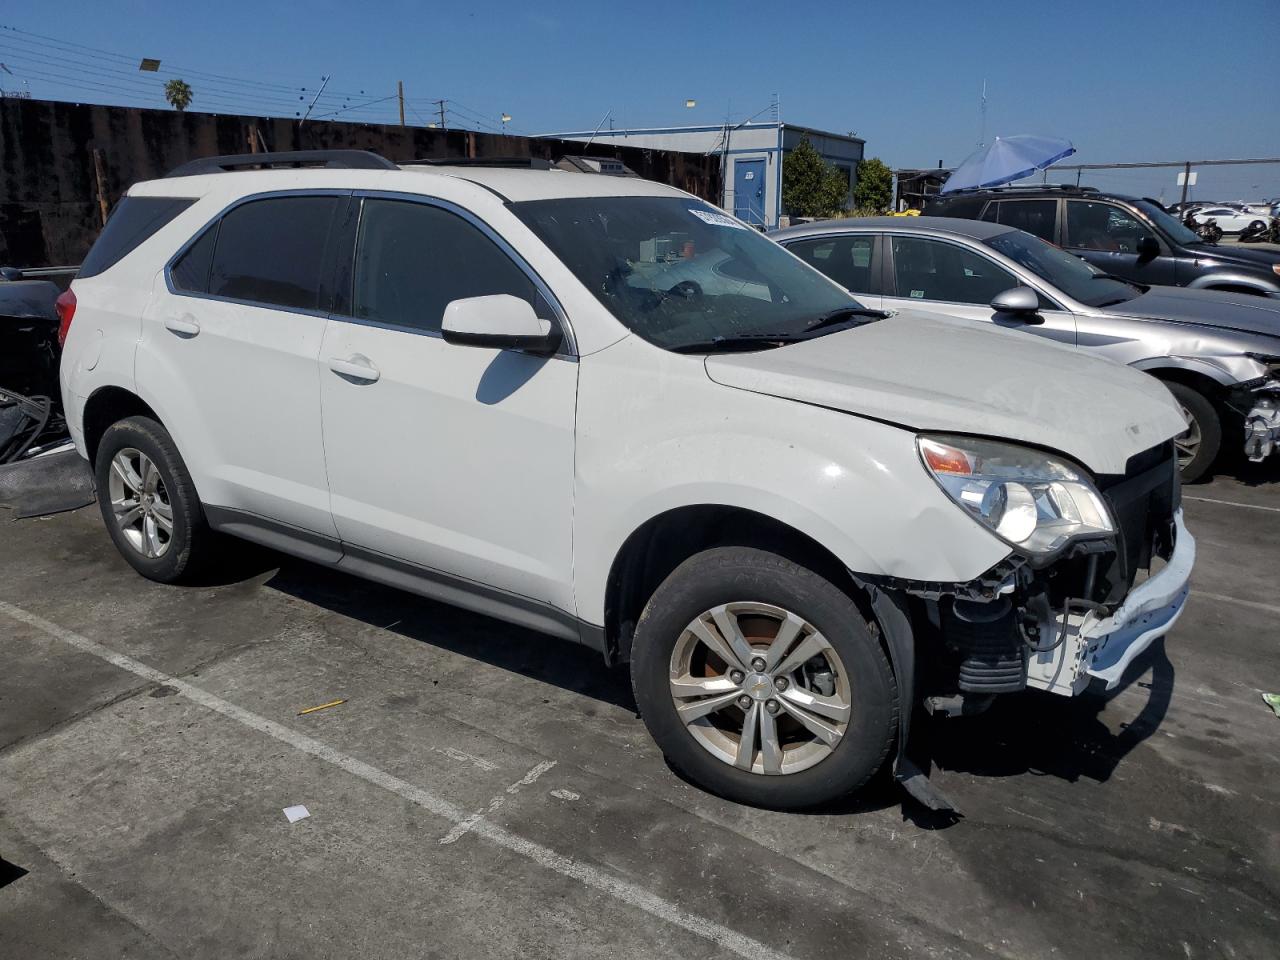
[940,136,1076,194]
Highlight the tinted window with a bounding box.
[1065,201,1155,253]
[209,196,339,310]
[170,225,216,293]
[891,236,1017,304]
[352,199,551,334]
[992,200,1057,242]
[78,196,195,279]
[786,235,877,294]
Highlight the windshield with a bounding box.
[984,228,1139,307]
[510,196,861,350]
[1135,199,1202,246]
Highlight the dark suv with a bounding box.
[924,185,1280,296]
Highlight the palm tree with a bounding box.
[164,79,193,112]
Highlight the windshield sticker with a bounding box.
[910,290,925,298]
[689,208,748,230]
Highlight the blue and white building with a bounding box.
[547,122,866,229]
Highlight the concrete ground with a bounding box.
[2,460,1279,960]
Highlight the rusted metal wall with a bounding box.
[0,98,722,267]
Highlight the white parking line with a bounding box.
[1183,495,1280,513]
[439,759,557,845]
[0,601,795,960]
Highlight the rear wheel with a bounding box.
[94,416,212,582]
[630,546,897,809]
[1165,381,1221,483]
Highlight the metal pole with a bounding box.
[398,81,405,127]
[1180,161,1191,206]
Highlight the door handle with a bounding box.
[328,355,381,383]
[164,315,200,337]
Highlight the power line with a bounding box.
[0,24,370,100]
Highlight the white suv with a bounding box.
[59,150,1195,810]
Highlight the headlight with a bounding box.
[917,435,1114,556]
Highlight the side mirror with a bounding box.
[990,286,1041,316]
[441,294,562,355]
[1136,236,1160,259]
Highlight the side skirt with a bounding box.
[204,505,607,655]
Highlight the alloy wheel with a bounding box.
[667,601,851,776]
[1175,405,1201,468]
[107,448,174,559]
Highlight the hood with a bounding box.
[1184,241,1280,271]
[704,311,1186,475]
[1107,286,1280,339]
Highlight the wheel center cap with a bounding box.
[743,672,774,702]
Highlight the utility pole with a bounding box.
[397,80,405,127]
[978,79,988,149]
[434,99,446,130]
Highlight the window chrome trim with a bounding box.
[162,188,354,320]
[334,190,579,358]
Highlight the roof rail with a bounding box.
[165,150,398,178]
[403,157,555,170]
[946,183,1099,195]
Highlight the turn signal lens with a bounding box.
[919,439,972,475]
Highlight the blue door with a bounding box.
[733,158,767,226]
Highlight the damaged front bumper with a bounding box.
[1244,393,1280,462]
[1025,510,1195,696]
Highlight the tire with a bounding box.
[1165,381,1221,483]
[630,546,897,809]
[94,415,213,583]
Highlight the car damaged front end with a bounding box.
[861,435,1192,810]
[1235,356,1280,462]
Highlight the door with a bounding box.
[318,196,578,612]
[1064,200,1178,286]
[882,235,1076,345]
[733,159,767,226]
[140,193,345,536]
[782,234,883,308]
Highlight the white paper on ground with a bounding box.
[283,804,310,823]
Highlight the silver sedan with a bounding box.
[771,216,1280,481]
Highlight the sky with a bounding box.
[3,0,1278,201]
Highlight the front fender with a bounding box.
[1185,272,1279,295]
[1132,352,1271,387]
[572,338,1010,625]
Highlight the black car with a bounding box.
[924,185,1280,296]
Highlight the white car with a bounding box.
[1192,206,1271,234]
[58,150,1194,810]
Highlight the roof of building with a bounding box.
[546,121,865,145]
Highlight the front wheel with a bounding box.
[630,546,897,809]
[1165,381,1222,483]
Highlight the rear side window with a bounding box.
[786,235,878,294]
[990,200,1057,243]
[351,198,552,333]
[170,225,217,293]
[78,196,195,279]
[208,196,340,311]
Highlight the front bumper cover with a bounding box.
[1026,510,1195,695]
